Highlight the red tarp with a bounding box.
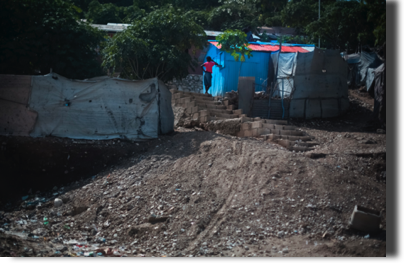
[209,42,310,53]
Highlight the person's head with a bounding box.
[206,56,212,62]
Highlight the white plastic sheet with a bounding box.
[270,52,297,98]
[29,74,167,140]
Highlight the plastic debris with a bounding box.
[22,196,29,201]
[43,217,49,225]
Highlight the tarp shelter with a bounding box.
[203,41,314,97]
[0,74,174,140]
[345,51,383,89]
[266,48,349,119]
[369,63,386,125]
[289,49,349,119]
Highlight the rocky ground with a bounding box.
[0,89,386,257]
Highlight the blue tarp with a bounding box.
[203,45,270,97]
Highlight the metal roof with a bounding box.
[90,24,259,39]
[209,41,312,53]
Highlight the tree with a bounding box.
[86,0,124,24]
[362,0,386,46]
[256,0,288,26]
[274,0,385,49]
[215,29,253,91]
[101,5,207,81]
[0,0,105,79]
[215,29,253,62]
[305,1,372,49]
[207,0,260,31]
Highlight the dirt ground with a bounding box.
[0,89,386,257]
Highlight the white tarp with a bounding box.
[0,75,37,136]
[276,52,297,98]
[29,74,172,140]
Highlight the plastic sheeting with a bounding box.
[0,75,38,136]
[270,51,297,98]
[345,52,383,88]
[366,68,376,92]
[290,49,349,119]
[358,52,383,86]
[28,74,173,140]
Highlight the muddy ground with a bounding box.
[0,90,386,257]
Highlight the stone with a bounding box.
[128,223,153,237]
[54,198,63,208]
[349,205,381,232]
[71,206,89,216]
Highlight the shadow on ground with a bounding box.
[0,130,220,210]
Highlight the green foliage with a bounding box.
[101,5,207,81]
[256,0,287,26]
[215,29,252,62]
[259,31,269,42]
[304,0,377,49]
[363,0,386,46]
[281,35,313,45]
[121,2,146,23]
[86,0,123,24]
[276,0,385,49]
[0,0,105,79]
[207,0,259,31]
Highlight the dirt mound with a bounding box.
[0,125,386,257]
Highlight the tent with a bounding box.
[0,74,174,140]
[267,48,349,119]
[369,63,386,125]
[289,49,349,119]
[203,41,314,97]
[345,51,383,89]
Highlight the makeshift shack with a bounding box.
[289,49,349,119]
[0,74,174,140]
[203,41,314,97]
[345,51,383,89]
[251,48,349,119]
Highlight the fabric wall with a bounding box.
[0,75,38,136]
[345,52,383,88]
[270,51,297,98]
[28,74,172,140]
[290,49,349,119]
[157,80,174,135]
[203,45,270,97]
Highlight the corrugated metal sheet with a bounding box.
[91,24,230,39]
